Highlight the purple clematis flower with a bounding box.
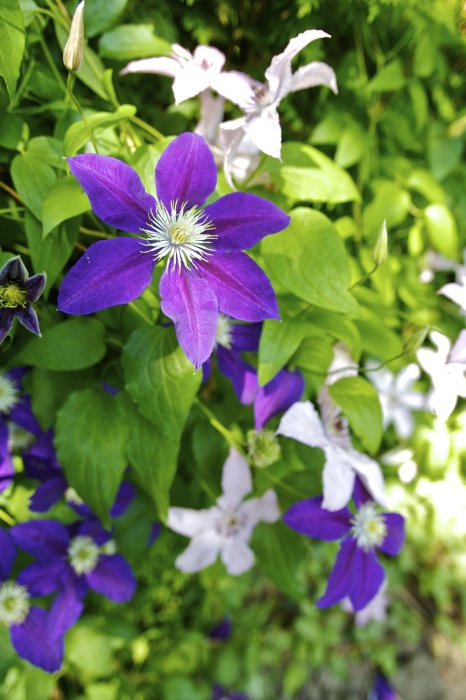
[0,257,46,345]
[0,529,63,672]
[283,479,405,611]
[11,518,136,637]
[57,132,289,369]
[205,316,304,428]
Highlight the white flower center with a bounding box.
[351,502,387,551]
[140,200,216,271]
[100,539,117,556]
[215,314,233,349]
[7,423,34,451]
[0,375,18,414]
[217,509,248,537]
[65,487,85,506]
[0,581,30,626]
[68,535,100,575]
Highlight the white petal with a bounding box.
[450,329,466,364]
[221,536,255,575]
[172,63,212,103]
[395,363,420,391]
[430,331,451,361]
[321,447,355,510]
[430,384,457,421]
[290,61,338,94]
[120,56,181,78]
[243,107,282,158]
[212,70,258,107]
[219,117,247,188]
[392,407,415,439]
[438,281,466,311]
[276,401,329,451]
[221,448,252,509]
[265,29,330,101]
[167,506,217,537]
[193,45,225,73]
[172,44,193,61]
[175,531,222,573]
[195,91,225,143]
[241,489,280,527]
[348,452,387,507]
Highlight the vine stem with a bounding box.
[66,72,99,153]
[194,399,246,456]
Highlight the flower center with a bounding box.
[0,581,30,626]
[247,429,281,468]
[140,200,216,271]
[100,539,117,556]
[215,314,233,349]
[0,283,27,309]
[65,487,85,507]
[0,374,18,414]
[351,503,387,551]
[68,535,100,575]
[7,423,34,451]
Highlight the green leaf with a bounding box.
[362,180,411,239]
[99,24,171,61]
[0,0,25,101]
[0,111,23,149]
[329,376,383,453]
[424,203,458,258]
[335,123,367,168]
[121,326,201,520]
[11,153,56,220]
[354,318,402,361]
[55,389,129,523]
[42,178,90,237]
[15,319,106,370]
[85,0,128,38]
[258,319,316,386]
[63,104,137,156]
[367,59,406,92]
[29,367,98,430]
[253,521,308,599]
[262,208,358,314]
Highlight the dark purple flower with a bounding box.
[57,132,289,368]
[0,529,63,673]
[209,616,232,641]
[370,673,397,700]
[211,684,248,700]
[11,518,136,638]
[206,316,304,428]
[283,480,405,611]
[0,257,46,344]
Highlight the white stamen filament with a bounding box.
[140,200,216,271]
[351,502,387,551]
[0,374,18,414]
[215,314,233,349]
[68,535,100,575]
[0,581,30,626]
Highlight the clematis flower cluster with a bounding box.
[58,132,289,369]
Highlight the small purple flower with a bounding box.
[0,529,63,673]
[11,518,136,637]
[369,673,397,700]
[283,480,405,611]
[0,257,46,345]
[57,132,289,369]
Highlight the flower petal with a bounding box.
[17,560,68,596]
[155,133,217,209]
[0,423,15,493]
[198,251,279,322]
[321,447,355,511]
[220,449,252,509]
[16,306,41,336]
[11,607,64,673]
[212,70,258,108]
[160,267,218,369]
[217,347,258,404]
[24,273,46,303]
[290,61,338,94]
[243,107,282,159]
[205,192,290,251]
[0,310,14,345]
[230,323,261,352]
[58,238,155,315]
[378,513,405,556]
[9,396,41,436]
[29,476,67,512]
[121,56,181,78]
[86,554,136,602]
[283,496,352,541]
[175,531,222,573]
[348,548,385,612]
[349,452,387,508]
[168,506,218,537]
[48,577,85,638]
[241,489,280,527]
[11,520,69,560]
[0,529,16,580]
[220,536,255,575]
[254,368,304,429]
[68,154,155,232]
[317,537,358,608]
[276,400,330,451]
[110,482,135,518]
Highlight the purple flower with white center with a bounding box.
[57,132,288,369]
[168,449,280,575]
[206,316,304,429]
[11,518,136,637]
[0,257,46,345]
[283,480,405,611]
[0,529,63,673]
[276,394,386,511]
[369,674,397,700]
[417,330,466,421]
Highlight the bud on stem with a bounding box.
[63,1,85,72]
[372,219,388,268]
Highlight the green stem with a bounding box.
[79,227,112,239]
[194,399,246,455]
[36,20,66,91]
[130,116,164,142]
[348,264,377,291]
[0,510,15,527]
[128,302,152,325]
[66,72,99,153]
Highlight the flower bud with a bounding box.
[247,429,281,468]
[372,219,388,267]
[63,1,85,72]
[403,325,429,354]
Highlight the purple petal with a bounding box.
[352,476,373,508]
[317,538,358,608]
[205,192,289,251]
[202,356,212,383]
[11,520,69,560]
[11,607,64,673]
[199,252,279,322]
[22,430,60,479]
[58,238,155,314]
[86,554,136,602]
[0,424,14,493]
[160,267,218,369]
[48,576,85,638]
[254,368,304,429]
[148,523,161,546]
[110,481,135,518]
[378,513,405,556]
[17,560,68,596]
[17,306,41,336]
[24,273,46,302]
[155,133,217,210]
[0,256,28,284]
[283,496,352,541]
[78,518,111,546]
[349,548,385,612]
[68,154,155,232]
[217,347,258,404]
[0,310,14,344]
[29,476,67,513]
[0,529,16,581]
[231,323,261,352]
[9,396,41,437]
[374,674,397,700]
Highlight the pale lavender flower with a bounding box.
[168,449,279,575]
[438,266,466,313]
[417,330,466,421]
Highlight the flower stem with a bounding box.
[66,72,99,153]
[130,116,164,142]
[128,302,152,325]
[194,399,246,455]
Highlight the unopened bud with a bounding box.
[372,219,388,267]
[403,325,429,354]
[63,1,85,72]
[247,429,281,469]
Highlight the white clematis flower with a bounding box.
[366,362,426,439]
[168,449,280,575]
[276,394,386,512]
[417,330,466,421]
[218,29,337,183]
[438,266,466,313]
